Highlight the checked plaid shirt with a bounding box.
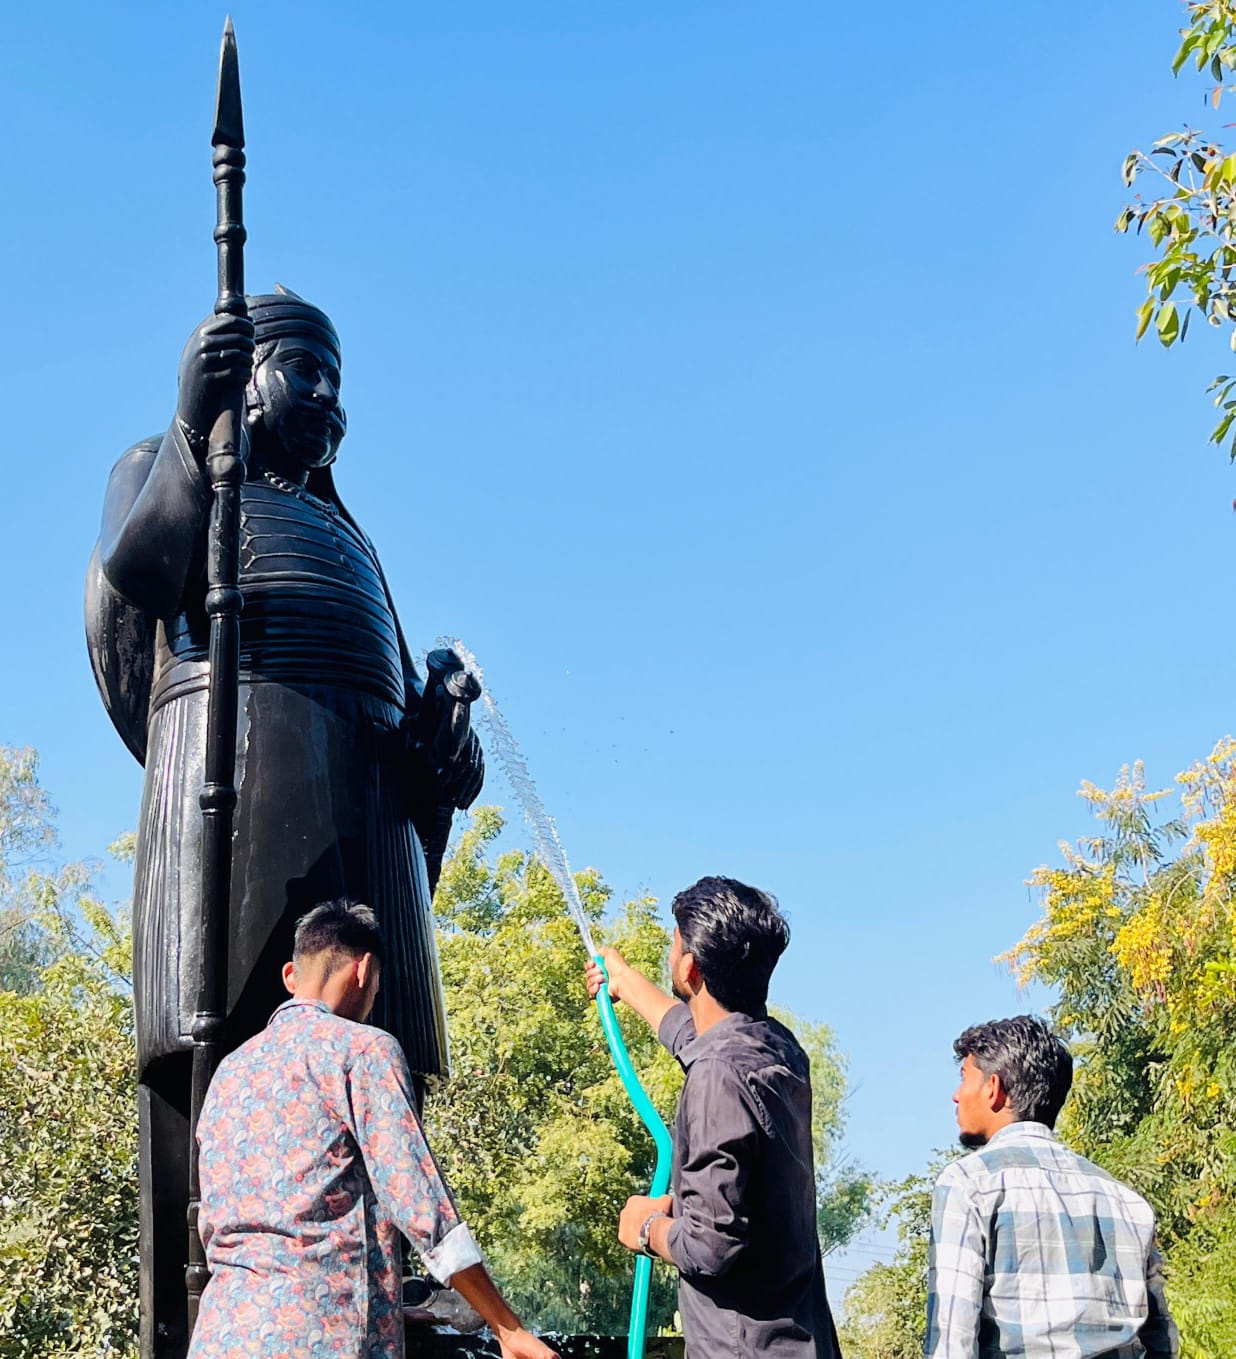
[924,1122,1177,1359]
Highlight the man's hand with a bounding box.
[448,1262,560,1359]
[495,1325,561,1359]
[618,1192,674,1253]
[585,948,678,1033]
[176,311,256,456]
[585,947,634,1003]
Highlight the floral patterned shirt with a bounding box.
[188,998,483,1359]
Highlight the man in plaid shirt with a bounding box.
[925,1015,1177,1359]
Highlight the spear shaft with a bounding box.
[186,16,247,1333]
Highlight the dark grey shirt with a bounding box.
[659,1004,843,1359]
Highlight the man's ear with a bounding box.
[682,951,702,993]
[356,952,375,990]
[988,1071,1010,1113]
[282,960,297,995]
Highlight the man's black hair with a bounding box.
[671,875,789,1016]
[953,1015,1073,1127]
[293,899,384,973]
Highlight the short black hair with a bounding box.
[292,899,384,974]
[671,876,789,1016]
[954,1015,1073,1127]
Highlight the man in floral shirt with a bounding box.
[190,900,556,1359]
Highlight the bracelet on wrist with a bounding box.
[637,1210,667,1259]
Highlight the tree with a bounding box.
[427,807,872,1333]
[0,748,138,1358]
[1002,745,1236,1358]
[0,747,60,993]
[783,1010,873,1255]
[1116,4,1236,459]
[838,1165,945,1359]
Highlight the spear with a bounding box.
[186,16,248,1332]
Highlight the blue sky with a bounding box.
[2,0,1233,1299]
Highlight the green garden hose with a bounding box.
[593,958,674,1359]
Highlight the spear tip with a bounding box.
[212,17,244,149]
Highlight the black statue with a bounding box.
[85,284,483,1355]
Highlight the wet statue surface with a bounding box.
[85,289,484,1357]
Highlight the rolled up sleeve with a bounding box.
[657,1003,697,1060]
[665,1058,759,1281]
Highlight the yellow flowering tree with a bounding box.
[1005,744,1236,1357]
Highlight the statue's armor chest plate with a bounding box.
[151,476,405,710]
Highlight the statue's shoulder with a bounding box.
[107,433,164,483]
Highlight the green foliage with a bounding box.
[428,807,871,1332]
[0,747,60,994]
[1117,4,1236,458]
[0,747,138,1359]
[424,804,674,1326]
[838,1167,942,1359]
[427,806,683,1334]
[772,1008,874,1253]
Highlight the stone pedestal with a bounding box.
[406,1332,684,1357]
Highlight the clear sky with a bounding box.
[2,0,1233,1298]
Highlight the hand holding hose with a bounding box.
[586,948,678,1034]
[585,948,632,1002]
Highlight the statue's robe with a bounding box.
[86,420,473,1359]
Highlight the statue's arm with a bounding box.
[101,310,254,617]
[99,422,212,618]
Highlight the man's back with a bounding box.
[191,998,465,1359]
[926,1122,1177,1359]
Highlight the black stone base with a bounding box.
[406,1331,684,1357]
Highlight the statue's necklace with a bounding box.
[259,468,338,517]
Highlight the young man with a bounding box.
[190,900,556,1359]
[926,1015,1178,1359]
[585,876,842,1359]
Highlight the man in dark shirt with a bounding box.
[585,876,842,1359]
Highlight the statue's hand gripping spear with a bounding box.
[186,16,249,1333]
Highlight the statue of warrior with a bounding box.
[85,288,482,1358]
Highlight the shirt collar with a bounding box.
[985,1120,1058,1147]
[678,1010,761,1067]
[268,997,331,1026]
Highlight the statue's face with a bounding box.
[249,335,347,468]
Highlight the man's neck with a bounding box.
[981,1112,1020,1142]
[688,990,734,1036]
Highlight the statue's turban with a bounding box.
[246,285,340,361]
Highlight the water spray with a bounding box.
[439,640,673,1358]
